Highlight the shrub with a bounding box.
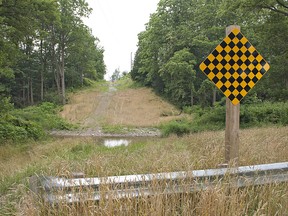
[193,102,288,129]
[0,102,75,143]
[0,97,13,116]
[0,115,44,143]
[161,120,191,137]
[161,102,288,136]
[240,102,288,126]
[12,102,73,130]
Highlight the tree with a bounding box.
[0,0,59,106]
[66,25,105,86]
[0,0,106,107]
[111,68,121,82]
[55,0,92,104]
[132,0,288,107]
[159,48,196,106]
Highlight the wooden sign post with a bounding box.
[199,25,270,167]
[225,25,240,166]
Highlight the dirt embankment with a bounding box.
[55,82,184,137]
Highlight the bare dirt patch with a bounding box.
[58,82,184,136]
[105,87,182,127]
[60,89,102,124]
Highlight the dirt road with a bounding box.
[55,81,183,137]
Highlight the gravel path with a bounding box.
[49,127,161,138]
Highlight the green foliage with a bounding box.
[114,75,141,90]
[0,0,106,107]
[0,115,44,142]
[69,144,94,160]
[131,0,288,108]
[161,119,191,137]
[12,102,74,130]
[193,102,288,130]
[159,48,196,106]
[83,77,98,87]
[0,98,45,142]
[161,102,288,136]
[0,97,13,116]
[0,102,74,143]
[194,106,226,127]
[240,102,288,126]
[43,91,62,104]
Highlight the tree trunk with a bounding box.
[27,78,30,105]
[54,61,60,95]
[60,38,66,105]
[22,80,26,106]
[51,25,60,96]
[40,39,44,101]
[30,77,34,105]
[191,88,194,106]
[212,88,217,106]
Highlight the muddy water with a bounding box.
[103,139,130,148]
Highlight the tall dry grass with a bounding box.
[1,126,287,215]
[21,179,288,215]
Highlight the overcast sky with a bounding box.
[83,0,159,80]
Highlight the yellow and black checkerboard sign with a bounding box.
[199,29,270,105]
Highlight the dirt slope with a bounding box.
[60,82,183,133]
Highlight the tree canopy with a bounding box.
[131,0,288,107]
[0,0,106,107]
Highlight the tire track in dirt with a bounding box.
[82,84,117,129]
[54,81,185,137]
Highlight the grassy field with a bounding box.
[0,126,287,215]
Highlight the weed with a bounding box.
[101,125,131,134]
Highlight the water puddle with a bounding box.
[104,139,130,148]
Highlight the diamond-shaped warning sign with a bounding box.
[199,29,270,105]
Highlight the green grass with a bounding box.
[82,78,110,92]
[113,75,143,90]
[101,124,133,134]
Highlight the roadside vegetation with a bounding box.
[0,127,287,215]
[1,77,287,215]
[131,0,288,108]
[0,101,74,143]
[161,101,288,136]
[1,0,288,214]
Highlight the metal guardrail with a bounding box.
[30,162,288,204]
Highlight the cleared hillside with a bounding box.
[60,81,184,129]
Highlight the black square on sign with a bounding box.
[252,51,258,58]
[236,33,243,40]
[230,41,235,48]
[212,59,219,65]
[220,50,227,57]
[245,42,251,49]
[221,85,228,92]
[228,33,235,40]
[212,49,219,57]
[204,58,211,66]
[220,41,227,48]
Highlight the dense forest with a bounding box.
[131,0,288,107]
[0,0,105,108]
